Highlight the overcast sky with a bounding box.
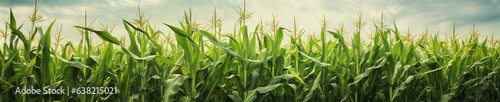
[0,0,499,43]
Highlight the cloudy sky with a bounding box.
[0,0,499,43]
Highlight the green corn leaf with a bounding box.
[256,83,284,93]
[74,26,122,46]
[163,74,186,102]
[8,73,23,83]
[52,54,90,69]
[285,66,306,85]
[243,90,258,102]
[274,27,285,49]
[243,83,284,102]
[350,57,387,86]
[164,23,196,43]
[200,30,261,63]
[391,75,414,101]
[304,72,322,102]
[300,52,331,67]
[120,46,156,60]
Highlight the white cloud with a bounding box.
[104,0,164,7]
[1,0,499,44]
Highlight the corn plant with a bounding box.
[1,1,500,102]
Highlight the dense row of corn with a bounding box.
[1,3,499,102]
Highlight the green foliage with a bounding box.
[1,5,499,102]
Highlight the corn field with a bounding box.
[1,2,500,102]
